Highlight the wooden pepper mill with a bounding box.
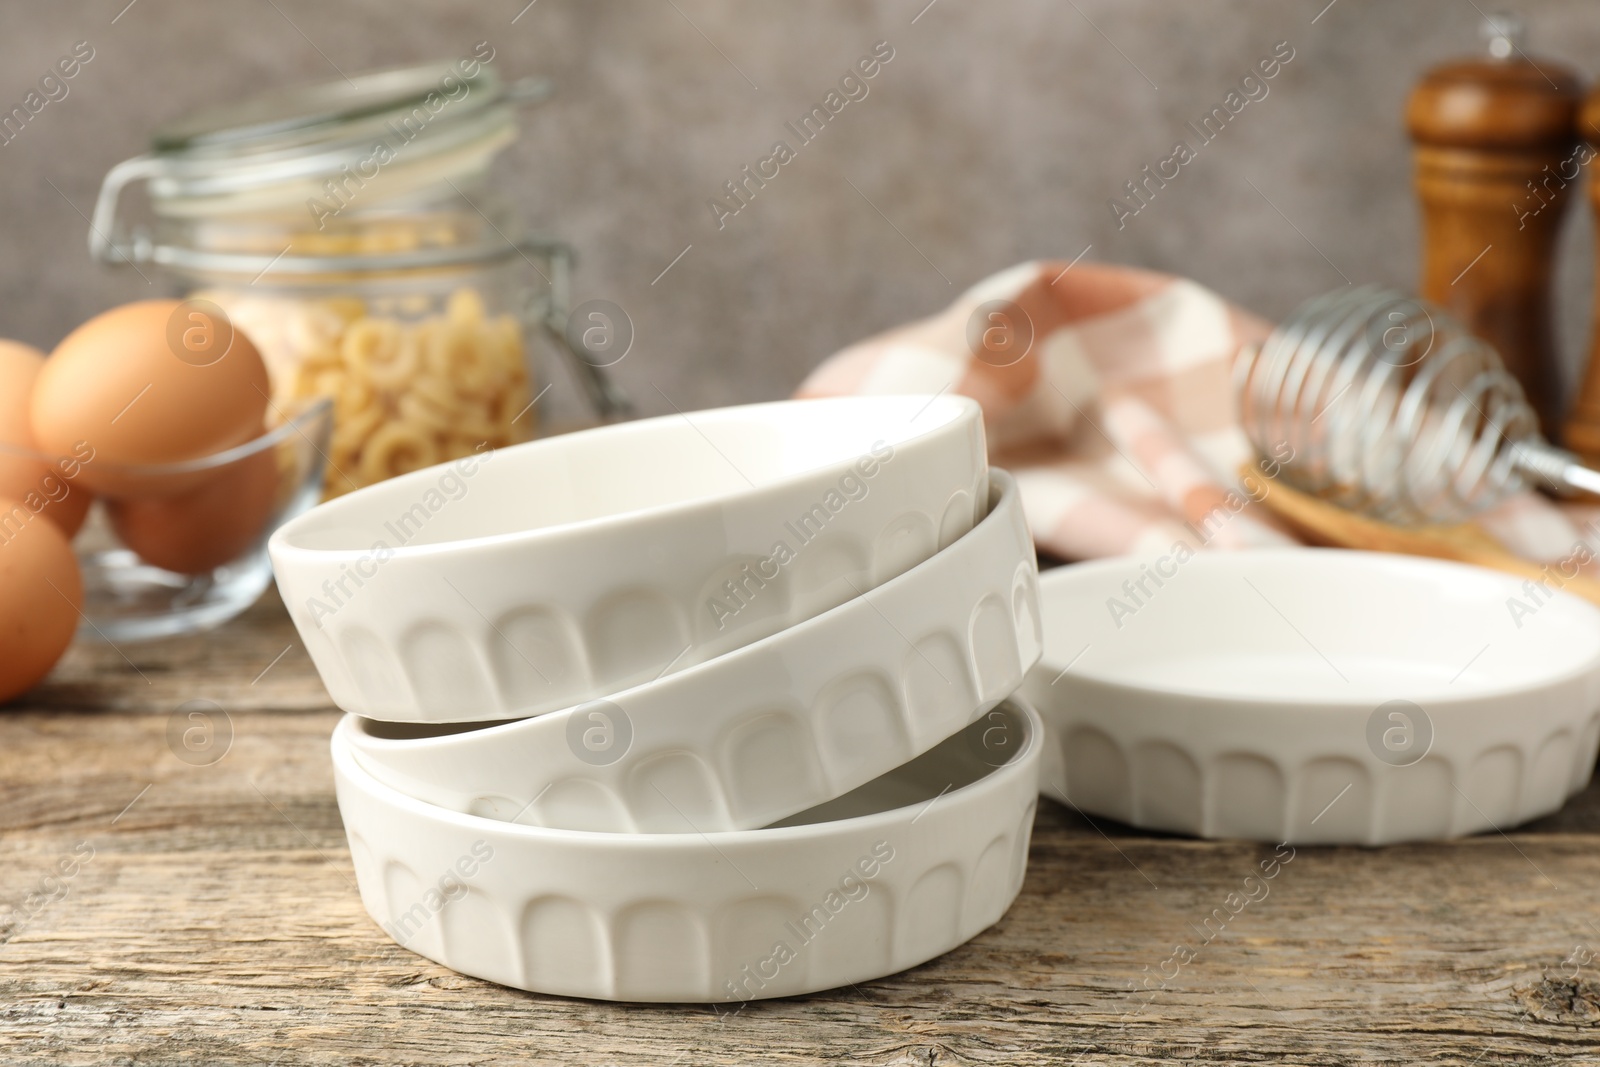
[1563,87,1600,462]
[1406,13,1581,438]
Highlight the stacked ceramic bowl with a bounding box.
[269,395,1045,1002]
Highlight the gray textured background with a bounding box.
[2,0,1598,417]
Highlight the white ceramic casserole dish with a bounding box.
[1023,549,1600,845]
[332,698,1042,1002]
[270,395,986,723]
[345,471,1041,832]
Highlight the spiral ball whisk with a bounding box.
[1234,285,1600,526]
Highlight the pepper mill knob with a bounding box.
[1406,13,1582,438]
[1481,11,1524,60]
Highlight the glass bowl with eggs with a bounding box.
[0,307,332,649]
[9,57,628,656]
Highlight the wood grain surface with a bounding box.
[4,590,1600,1066]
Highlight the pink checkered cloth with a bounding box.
[797,260,1600,566]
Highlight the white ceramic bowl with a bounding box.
[1022,549,1600,845]
[344,470,1042,832]
[332,699,1042,1003]
[270,395,987,723]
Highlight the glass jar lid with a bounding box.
[90,59,552,275]
[152,62,524,153]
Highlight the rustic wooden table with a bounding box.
[3,588,1600,1066]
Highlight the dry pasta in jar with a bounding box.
[198,287,534,497]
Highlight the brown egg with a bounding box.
[33,300,270,498]
[0,339,91,536]
[108,442,281,575]
[0,496,82,704]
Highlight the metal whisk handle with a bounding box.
[1512,441,1600,499]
